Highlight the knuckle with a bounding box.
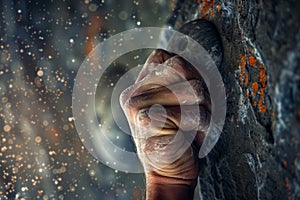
[179,106,211,132]
[147,49,172,64]
[119,87,130,107]
[119,86,140,111]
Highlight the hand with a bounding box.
[120,49,211,199]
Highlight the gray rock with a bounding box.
[170,0,300,199]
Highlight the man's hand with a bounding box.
[120,49,211,200]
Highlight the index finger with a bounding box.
[135,49,174,83]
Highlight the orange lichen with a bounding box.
[198,0,215,18]
[258,88,267,112]
[244,73,249,87]
[282,160,288,168]
[231,114,235,121]
[285,177,290,190]
[239,52,267,113]
[252,82,258,94]
[248,55,257,66]
[239,54,246,79]
[210,8,215,17]
[252,64,267,113]
[239,54,249,88]
[217,4,221,12]
[260,69,267,88]
[246,90,249,99]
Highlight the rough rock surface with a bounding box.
[169,0,300,199]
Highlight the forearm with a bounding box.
[146,183,196,200]
[145,172,197,200]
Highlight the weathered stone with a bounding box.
[170,0,300,199]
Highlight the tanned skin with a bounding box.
[120,49,211,200]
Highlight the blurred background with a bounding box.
[0,0,178,199]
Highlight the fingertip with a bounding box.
[145,49,174,64]
[136,50,174,83]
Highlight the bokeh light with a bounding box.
[0,0,176,199]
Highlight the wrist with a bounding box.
[145,172,197,200]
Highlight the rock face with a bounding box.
[169,0,300,199]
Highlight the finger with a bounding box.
[126,79,209,111]
[163,55,202,81]
[119,63,185,107]
[134,106,209,146]
[134,62,191,91]
[136,49,174,83]
[122,55,208,107]
[145,49,175,65]
[140,105,210,132]
[137,55,204,85]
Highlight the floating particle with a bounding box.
[43,120,49,126]
[37,190,44,196]
[70,185,76,192]
[69,38,75,44]
[6,102,11,108]
[2,97,8,103]
[35,136,42,143]
[21,187,28,192]
[12,167,18,174]
[89,3,98,12]
[3,124,11,132]
[16,155,22,161]
[63,125,69,131]
[119,11,128,20]
[89,169,95,176]
[136,21,141,26]
[1,146,7,152]
[37,69,44,77]
[43,195,49,200]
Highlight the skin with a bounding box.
[120,49,211,200]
